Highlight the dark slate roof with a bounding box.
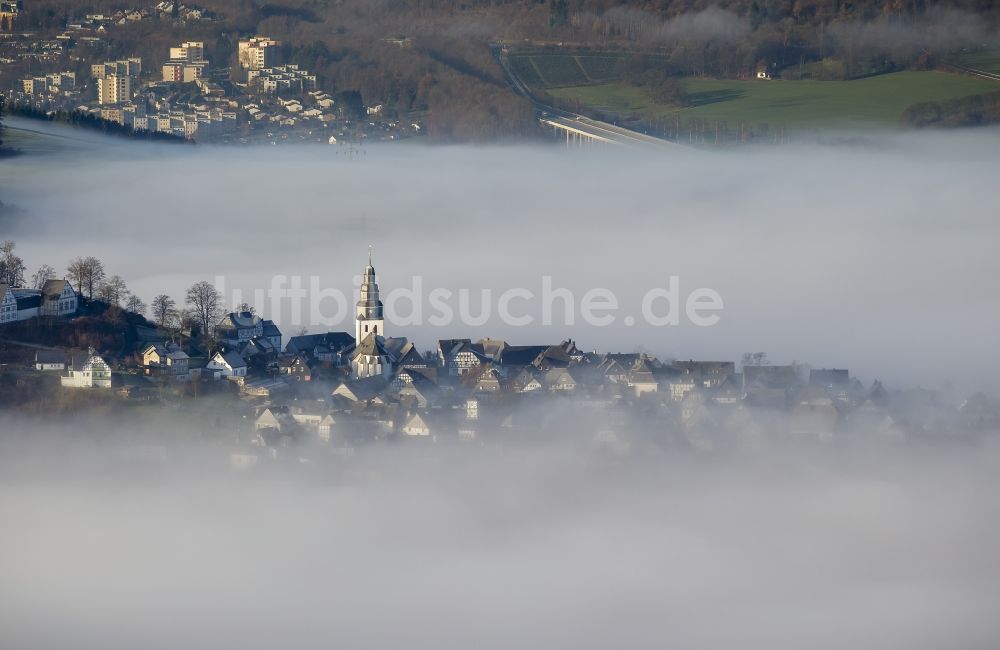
[397,345,428,368]
[219,350,247,369]
[672,360,736,376]
[262,320,282,337]
[333,376,387,402]
[16,294,42,310]
[382,337,410,358]
[438,338,471,357]
[218,311,262,331]
[35,349,67,364]
[744,365,801,390]
[277,353,309,368]
[498,345,549,367]
[398,365,439,385]
[286,332,355,356]
[809,368,850,387]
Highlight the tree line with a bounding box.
[1,240,231,354]
[8,104,189,144]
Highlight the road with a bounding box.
[491,44,682,149]
[942,63,1000,82]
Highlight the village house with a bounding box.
[809,368,853,403]
[285,331,355,363]
[277,354,312,382]
[61,349,113,389]
[1,280,78,325]
[0,284,17,325]
[438,339,491,376]
[627,356,660,397]
[141,342,190,382]
[216,311,282,349]
[400,412,431,437]
[672,360,737,389]
[35,349,67,371]
[206,350,248,380]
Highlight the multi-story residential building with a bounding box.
[91,58,142,79]
[21,77,46,95]
[97,74,132,105]
[169,41,204,62]
[101,106,125,123]
[238,36,281,70]
[0,1,21,32]
[163,41,209,82]
[21,72,76,95]
[248,65,317,94]
[162,59,208,82]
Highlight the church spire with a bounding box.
[356,249,384,343]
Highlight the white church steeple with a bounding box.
[356,246,384,343]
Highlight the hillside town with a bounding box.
[2,2,418,144]
[2,245,998,468]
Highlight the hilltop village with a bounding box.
[2,252,998,465]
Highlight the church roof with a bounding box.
[352,331,388,359]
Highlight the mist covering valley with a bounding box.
[3,119,1000,649]
[2,415,1000,650]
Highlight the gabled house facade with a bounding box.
[278,353,312,382]
[0,284,16,325]
[39,279,78,317]
[1,280,78,325]
[142,342,190,381]
[207,350,248,380]
[61,349,112,388]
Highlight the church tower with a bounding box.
[356,248,384,344]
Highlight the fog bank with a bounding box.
[1,422,999,650]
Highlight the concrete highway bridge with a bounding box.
[540,113,681,148]
[492,43,683,150]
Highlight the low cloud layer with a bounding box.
[1,421,999,650]
[3,119,1000,391]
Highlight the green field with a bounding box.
[547,71,1000,129]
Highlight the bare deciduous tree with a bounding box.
[0,240,26,287]
[125,294,147,317]
[186,280,223,340]
[66,256,106,299]
[151,294,177,328]
[30,264,56,289]
[98,275,129,306]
